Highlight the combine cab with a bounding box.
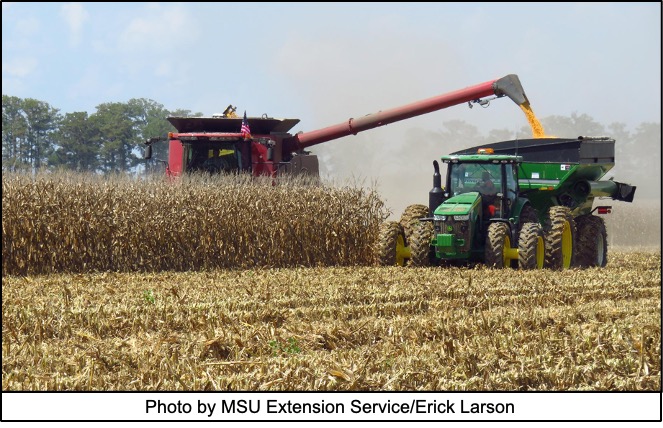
[379,136,636,269]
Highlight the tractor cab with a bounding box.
[441,151,521,221]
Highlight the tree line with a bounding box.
[2,94,660,197]
[1,95,201,174]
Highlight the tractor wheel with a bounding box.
[516,204,539,239]
[408,222,435,267]
[574,215,608,268]
[376,221,408,266]
[400,204,429,242]
[518,222,545,269]
[485,222,515,268]
[519,204,539,226]
[544,206,576,269]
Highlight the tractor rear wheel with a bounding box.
[518,222,545,269]
[376,221,408,266]
[408,222,435,267]
[574,215,608,267]
[400,204,429,243]
[544,206,576,269]
[485,222,515,268]
[517,204,539,240]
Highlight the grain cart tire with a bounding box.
[376,221,408,266]
[408,221,434,267]
[485,222,514,268]
[544,206,576,270]
[400,204,429,243]
[518,222,545,269]
[574,215,608,268]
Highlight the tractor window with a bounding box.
[449,163,501,196]
[506,164,518,202]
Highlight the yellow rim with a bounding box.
[535,235,545,268]
[395,235,409,266]
[503,235,519,267]
[561,220,572,268]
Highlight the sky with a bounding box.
[2,2,661,214]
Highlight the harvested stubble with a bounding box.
[2,251,659,391]
[2,172,387,275]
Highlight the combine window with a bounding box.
[185,141,249,173]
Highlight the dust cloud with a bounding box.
[273,32,660,248]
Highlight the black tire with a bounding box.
[408,222,434,267]
[485,222,512,268]
[400,204,429,243]
[518,222,545,269]
[519,204,539,225]
[544,206,576,270]
[574,215,608,268]
[376,221,407,266]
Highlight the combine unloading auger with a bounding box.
[282,74,529,152]
[146,74,529,177]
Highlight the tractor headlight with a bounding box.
[453,215,470,221]
[434,215,447,221]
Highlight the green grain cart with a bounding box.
[377,136,636,269]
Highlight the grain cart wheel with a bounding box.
[376,221,409,266]
[485,222,517,268]
[518,222,545,269]
[408,221,435,267]
[544,206,576,269]
[400,204,429,243]
[574,215,608,268]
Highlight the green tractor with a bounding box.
[377,136,636,269]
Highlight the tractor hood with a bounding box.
[434,192,480,216]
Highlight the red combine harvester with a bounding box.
[144,75,529,177]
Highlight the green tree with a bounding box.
[2,95,28,171]
[51,111,100,172]
[169,108,203,118]
[127,98,174,168]
[91,102,141,173]
[21,98,60,170]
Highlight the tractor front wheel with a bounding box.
[400,204,429,243]
[376,221,409,266]
[485,222,517,268]
[408,222,435,267]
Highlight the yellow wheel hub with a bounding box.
[561,220,572,268]
[535,235,545,269]
[503,235,519,267]
[395,235,410,266]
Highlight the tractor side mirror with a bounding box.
[144,144,153,160]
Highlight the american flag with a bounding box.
[241,111,252,140]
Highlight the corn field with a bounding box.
[1,172,660,391]
[2,172,387,276]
